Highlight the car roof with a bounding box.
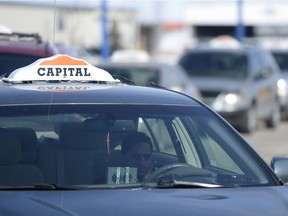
[0,32,55,57]
[191,46,246,51]
[0,83,199,106]
[185,45,249,53]
[0,55,200,107]
[0,41,54,56]
[185,36,264,54]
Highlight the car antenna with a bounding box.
[52,0,57,55]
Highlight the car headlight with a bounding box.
[224,93,241,105]
[277,78,287,96]
[213,92,248,112]
[277,79,286,89]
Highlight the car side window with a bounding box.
[138,118,176,155]
[263,50,280,75]
[138,115,246,173]
[139,117,202,167]
[251,49,276,79]
[172,117,202,167]
[250,50,264,80]
[199,130,243,173]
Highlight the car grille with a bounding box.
[200,90,221,106]
[201,90,221,98]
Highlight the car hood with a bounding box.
[1,186,288,216]
[191,77,247,92]
[280,72,288,79]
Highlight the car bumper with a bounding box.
[279,95,288,112]
[218,109,249,128]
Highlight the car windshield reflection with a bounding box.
[0,104,275,188]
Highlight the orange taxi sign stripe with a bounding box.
[40,55,88,66]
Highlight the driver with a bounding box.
[121,131,155,182]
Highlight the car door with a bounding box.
[250,49,278,118]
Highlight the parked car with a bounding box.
[178,35,281,133]
[0,28,57,77]
[270,49,288,119]
[1,54,288,215]
[97,61,202,101]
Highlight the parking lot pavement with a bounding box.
[243,121,288,164]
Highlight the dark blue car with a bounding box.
[0,55,288,215]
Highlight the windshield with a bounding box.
[179,51,248,78]
[0,104,274,188]
[272,52,288,72]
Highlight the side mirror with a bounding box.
[271,156,288,183]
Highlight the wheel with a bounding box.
[240,106,257,133]
[266,101,281,128]
[145,163,215,183]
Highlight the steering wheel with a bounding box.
[145,163,212,182]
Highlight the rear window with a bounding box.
[179,51,248,78]
[0,53,41,77]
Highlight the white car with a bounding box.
[97,61,202,101]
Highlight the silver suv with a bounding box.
[178,36,281,133]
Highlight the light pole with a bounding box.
[235,0,245,43]
[101,0,110,60]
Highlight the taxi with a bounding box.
[0,55,288,215]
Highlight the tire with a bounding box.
[240,106,257,133]
[266,101,281,128]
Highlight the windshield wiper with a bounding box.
[155,180,238,188]
[0,184,80,190]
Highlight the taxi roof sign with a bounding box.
[209,35,241,49]
[3,55,119,83]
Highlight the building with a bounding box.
[1,1,288,61]
[0,2,139,55]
